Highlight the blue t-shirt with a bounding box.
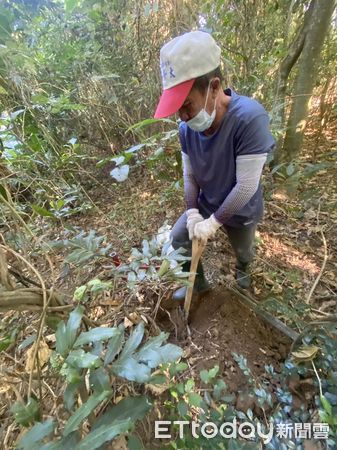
[178,88,275,227]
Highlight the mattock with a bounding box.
[183,238,206,321]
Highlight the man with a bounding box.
[154,30,275,301]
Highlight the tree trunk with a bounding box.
[273,2,314,131]
[282,0,336,163]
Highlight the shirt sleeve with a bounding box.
[214,153,267,224]
[179,123,200,209]
[182,152,199,209]
[235,114,275,157]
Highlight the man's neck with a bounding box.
[203,91,231,136]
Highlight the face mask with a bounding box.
[186,83,216,132]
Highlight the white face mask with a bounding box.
[186,82,216,132]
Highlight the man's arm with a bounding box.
[214,153,267,224]
[182,152,205,239]
[182,152,200,209]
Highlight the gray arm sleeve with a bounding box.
[182,152,200,209]
[214,153,267,224]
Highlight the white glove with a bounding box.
[194,214,222,244]
[186,208,204,240]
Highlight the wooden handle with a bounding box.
[184,239,206,318]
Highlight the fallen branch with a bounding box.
[306,205,329,304]
[306,229,328,304]
[0,288,63,311]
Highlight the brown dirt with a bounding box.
[158,288,292,391]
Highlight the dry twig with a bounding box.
[306,205,329,304]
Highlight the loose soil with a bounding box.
[159,288,291,391]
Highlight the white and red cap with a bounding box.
[154,30,221,119]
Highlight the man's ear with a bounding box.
[210,77,221,97]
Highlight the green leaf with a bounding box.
[187,393,202,407]
[200,365,219,384]
[74,418,132,450]
[185,379,195,393]
[64,382,80,412]
[91,74,120,81]
[135,332,167,354]
[17,420,55,449]
[55,322,68,357]
[148,374,167,385]
[45,316,61,331]
[31,204,55,218]
[12,397,40,427]
[320,395,332,416]
[110,323,182,382]
[66,349,101,369]
[286,162,295,176]
[39,431,80,449]
[55,306,84,357]
[127,435,143,450]
[209,365,219,378]
[176,382,185,394]
[87,278,112,294]
[66,306,84,349]
[96,157,112,168]
[120,322,145,358]
[136,343,183,368]
[141,239,151,258]
[63,390,111,437]
[0,184,9,201]
[125,143,145,154]
[74,327,119,348]
[200,369,209,384]
[177,400,188,416]
[18,334,36,351]
[104,326,124,365]
[0,335,13,351]
[60,365,81,384]
[65,0,79,14]
[169,362,188,376]
[66,249,94,265]
[93,396,152,430]
[111,356,151,383]
[89,368,111,394]
[31,94,50,105]
[73,285,88,302]
[157,259,170,277]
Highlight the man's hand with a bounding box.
[186,208,204,240]
[194,214,222,243]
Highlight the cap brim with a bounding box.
[154,79,195,119]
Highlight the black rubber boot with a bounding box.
[235,262,251,289]
[172,261,211,301]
